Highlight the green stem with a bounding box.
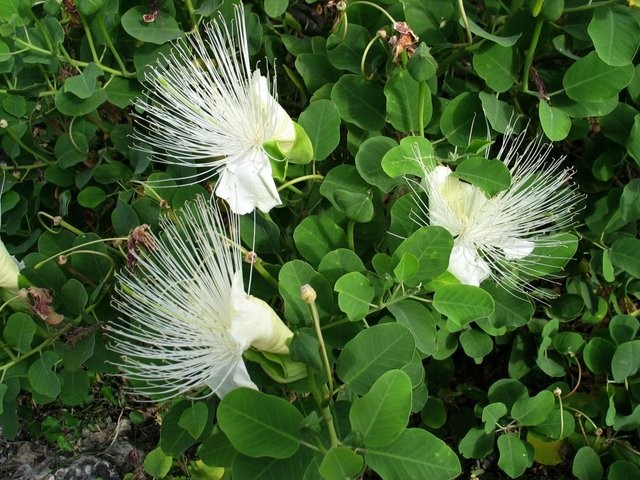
[0,324,72,373]
[183,0,199,32]
[252,260,279,290]
[360,32,381,80]
[34,238,125,269]
[456,0,473,45]
[346,221,355,251]
[79,12,100,65]
[37,212,88,236]
[521,16,544,94]
[96,16,131,76]
[2,127,51,164]
[417,81,427,136]
[348,1,396,24]
[277,174,324,192]
[306,292,334,400]
[564,0,620,13]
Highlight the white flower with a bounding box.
[109,196,293,400]
[0,240,20,290]
[133,6,296,215]
[415,126,581,294]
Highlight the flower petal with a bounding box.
[206,355,257,398]
[448,243,491,287]
[499,238,535,260]
[251,73,296,151]
[229,271,292,355]
[0,240,20,290]
[215,149,282,214]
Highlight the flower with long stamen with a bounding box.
[133,6,296,215]
[413,125,581,295]
[108,196,294,400]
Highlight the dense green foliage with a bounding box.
[1,0,640,478]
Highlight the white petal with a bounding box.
[215,149,281,214]
[448,243,491,287]
[206,355,257,398]
[499,238,535,260]
[0,240,20,290]
[229,271,292,355]
[251,73,296,149]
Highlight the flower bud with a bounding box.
[300,284,317,304]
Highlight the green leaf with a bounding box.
[609,315,639,345]
[298,99,341,162]
[384,69,432,132]
[473,44,517,93]
[588,6,640,67]
[497,433,532,479]
[350,370,412,448]
[264,0,288,17]
[199,430,237,468]
[608,461,640,480]
[104,77,140,108]
[218,388,303,459]
[144,447,173,478]
[627,114,640,167]
[295,53,341,92]
[388,300,437,357]
[479,91,518,133]
[610,238,640,277]
[327,25,369,74]
[60,278,88,316]
[488,379,528,410]
[318,249,366,286]
[464,16,521,47]
[459,427,495,460]
[563,51,633,102]
[62,333,95,372]
[394,253,419,283]
[331,74,385,131]
[611,340,640,383]
[76,0,104,16]
[366,428,461,480]
[453,157,511,196]
[63,63,102,99]
[334,272,375,321]
[55,88,107,117]
[333,190,374,223]
[232,448,317,479]
[28,351,61,398]
[440,92,489,147]
[54,132,88,169]
[511,390,555,426]
[59,369,90,406]
[293,215,348,267]
[111,199,140,237]
[355,136,400,193]
[573,446,603,480]
[161,401,213,455]
[319,447,363,480]
[3,312,35,354]
[433,285,495,331]
[584,337,616,375]
[539,101,571,141]
[392,226,453,286]
[77,186,106,208]
[279,260,333,324]
[178,402,209,439]
[381,136,435,178]
[121,6,183,44]
[336,323,415,395]
[482,402,507,434]
[459,328,493,360]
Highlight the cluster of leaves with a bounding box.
[1,0,640,479]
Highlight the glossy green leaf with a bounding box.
[77,186,106,208]
[453,157,511,196]
[3,312,35,354]
[178,402,208,439]
[610,238,640,277]
[497,433,532,479]
[334,272,375,321]
[355,136,400,192]
[336,323,415,395]
[385,69,432,132]
[264,0,288,17]
[144,447,173,478]
[440,92,489,147]
[319,447,363,480]
[392,226,453,286]
[464,17,521,47]
[387,300,437,357]
[573,446,603,480]
[295,53,341,92]
[539,101,571,141]
[161,401,213,456]
[293,215,347,267]
[366,428,461,480]
[331,74,385,131]
[121,6,183,44]
[278,260,334,324]
[63,63,102,99]
[433,284,495,331]
[511,390,555,426]
[611,340,640,383]
[218,388,303,459]
[27,351,61,398]
[54,132,88,169]
[350,370,412,448]
[59,369,89,406]
[482,402,507,434]
[298,99,341,162]
[473,44,517,93]
[563,52,633,102]
[381,136,435,178]
[459,328,493,360]
[588,7,640,67]
[326,25,369,74]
